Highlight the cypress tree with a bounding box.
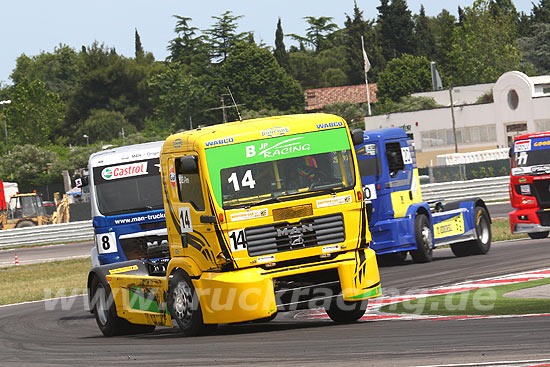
[274,18,290,72]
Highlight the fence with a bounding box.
[421,176,509,202]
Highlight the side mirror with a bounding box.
[351,128,364,146]
[508,147,512,158]
[178,156,199,174]
[76,176,89,187]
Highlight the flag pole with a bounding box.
[361,36,372,116]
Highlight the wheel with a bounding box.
[325,298,368,323]
[468,206,491,255]
[450,242,471,257]
[410,214,433,263]
[528,231,549,239]
[90,276,155,337]
[168,271,217,336]
[16,220,36,228]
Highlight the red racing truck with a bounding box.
[509,131,550,239]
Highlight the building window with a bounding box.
[507,89,519,110]
[421,124,497,149]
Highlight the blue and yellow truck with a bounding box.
[355,128,492,264]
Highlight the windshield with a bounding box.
[205,128,355,209]
[512,137,550,173]
[92,158,163,215]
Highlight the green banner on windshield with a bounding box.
[205,128,351,205]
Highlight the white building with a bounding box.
[365,71,550,167]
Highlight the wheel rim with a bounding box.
[422,225,433,251]
[95,283,109,326]
[478,215,490,244]
[172,281,194,328]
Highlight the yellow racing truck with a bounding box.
[88,113,381,336]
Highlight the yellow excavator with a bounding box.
[0,192,70,229]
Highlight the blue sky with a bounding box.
[0,0,533,84]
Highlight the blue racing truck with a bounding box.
[86,141,169,274]
[355,128,492,264]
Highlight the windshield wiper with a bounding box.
[245,195,282,208]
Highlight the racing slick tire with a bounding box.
[466,206,491,255]
[168,271,217,336]
[410,214,433,263]
[90,275,155,337]
[528,231,549,239]
[325,298,368,323]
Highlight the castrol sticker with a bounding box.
[101,162,148,180]
[169,166,176,188]
[514,139,531,152]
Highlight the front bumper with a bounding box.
[195,248,381,324]
[509,208,550,234]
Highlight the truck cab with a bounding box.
[355,128,491,263]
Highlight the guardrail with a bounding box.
[421,176,509,202]
[0,176,511,249]
[0,220,94,249]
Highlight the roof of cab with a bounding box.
[88,140,164,167]
[363,127,409,142]
[162,113,347,153]
[514,130,550,141]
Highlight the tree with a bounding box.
[302,16,338,52]
[204,11,250,62]
[288,51,324,89]
[274,18,290,72]
[167,15,211,74]
[221,42,304,114]
[532,0,550,24]
[343,1,385,83]
[0,145,59,189]
[518,23,550,74]
[148,64,213,130]
[76,109,137,144]
[135,28,145,61]
[432,9,457,80]
[376,0,416,61]
[414,5,436,59]
[447,0,521,86]
[376,54,432,103]
[3,78,65,147]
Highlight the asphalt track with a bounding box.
[1,237,550,366]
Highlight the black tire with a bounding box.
[16,220,36,228]
[450,242,471,257]
[410,214,433,263]
[325,298,368,323]
[528,231,549,239]
[89,276,155,337]
[468,206,491,255]
[168,271,217,336]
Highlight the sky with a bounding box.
[0,0,533,85]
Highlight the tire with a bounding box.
[90,276,155,337]
[468,206,491,255]
[16,220,36,228]
[168,271,217,336]
[325,298,368,323]
[528,231,549,239]
[410,214,433,263]
[450,242,471,257]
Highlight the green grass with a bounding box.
[380,277,550,316]
[0,257,91,305]
[491,217,527,242]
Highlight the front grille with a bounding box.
[533,180,550,208]
[119,234,169,260]
[537,210,550,226]
[245,213,345,257]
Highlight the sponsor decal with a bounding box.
[230,208,269,222]
[260,127,289,137]
[101,162,148,180]
[533,139,550,148]
[205,137,234,147]
[433,213,465,239]
[173,138,183,148]
[169,166,176,188]
[514,139,531,152]
[322,244,340,253]
[246,137,311,159]
[109,265,139,274]
[316,121,344,129]
[316,194,352,208]
[257,255,275,264]
[519,177,527,183]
